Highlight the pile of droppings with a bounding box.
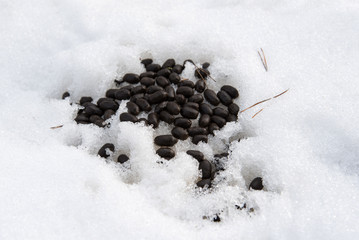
[62,58,263,220]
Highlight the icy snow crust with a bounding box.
[1,0,359,239]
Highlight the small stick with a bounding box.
[50,125,63,129]
[180,78,189,81]
[240,89,289,113]
[258,48,268,71]
[252,108,264,118]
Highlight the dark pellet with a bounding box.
[75,113,89,123]
[126,102,140,115]
[169,72,181,84]
[147,91,168,104]
[94,119,106,128]
[89,115,102,123]
[227,114,237,122]
[141,58,153,67]
[146,63,161,72]
[120,113,138,123]
[213,107,229,118]
[199,160,212,179]
[211,115,226,128]
[140,71,156,79]
[171,127,188,140]
[115,89,131,100]
[192,135,208,144]
[147,112,159,128]
[156,76,170,87]
[228,103,240,115]
[120,85,133,91]
[136,98,151,112]
[199,114,211,127]
[172,64,183,74]
[81,102,96,108]
[196,179,211,188]
[98,143,115,158]
[62,92,70,99]
[123,73,140,84]
[199,103,213,115]
[202,62,210,69]
[97,97,114,105]
[146,85,163,94]
[221,85,239,98]
[156,148,175,160]
[194,68,210,79]
[181,107,199,119]
[249,177,263,190]
[154,135,178,146]
[159,110,174,124]
[80,97,93,105]
[183,102,199,111]
[179,80,195,88]
[166,102,180,115]
[140,77,155,87]
[188,127,208,137]
[195,80,206,93]
[154,101,168,114]
[103,109,115,120]
[130,93,145,103]
[204,89,220,106]
[186,150,204,161]
[217,90,233,106]
[117,154,129,164]
[156,68,171,78]
[175,94,187,105]
[98,100,119,111]
[131,85,146,95]
[174,117,192,129]
[165,86,175,101]
[162,59,175,69]
[176,86,194,98]
[188,94,204,103]
[105,89,118,98]
[83,105,103,117]
[208,123,220,134]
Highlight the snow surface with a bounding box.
[1,0,359,239]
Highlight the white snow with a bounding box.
[1,0,359,239]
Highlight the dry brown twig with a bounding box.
[240,89,289,118]
[50,125,63,129]
[258,48,268,71]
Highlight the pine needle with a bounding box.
[258,48,268,71]
[50,125,63,129]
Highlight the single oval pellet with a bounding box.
[204,89,220,106]
[159,110,174,124]
[154,101,168,114]
[249,177,263,190]
[120,113,138,123]
[181,106,199,119]
[211,115,226,128]
[98,100,119,111]
[140,71,156,79]
[169,72,181,84]
[162,59,175,69]
[147,112,159,128]
[131,85,146,95]
[156,76,170,87]
[156,68,171,78]
[192,135,208,144]
[175,94,187,105]
[136,98,151,112]
[186,150,204,162]
[199,114,211,127]
[154,135,178,146]
[123,73,140,84]
[166,101,180,115]
[103,109,115,120]
[172,64,183,74]
[114,89,131,100]
[126,102,140,115]
[176,86,194,98]
[217,90,233,106]
[199,160,212,179]
[80,96,93,105]
[174,117,192,129]
[146,85,164,94]
[117,154,129,164]
[208,122,220,134]
[188,127,208,137]
[156,147,175,160]
[188,94,204,103]
[147,91,168,104]
[221,85,239,98]
[141,58,153,67]
[178,80,195,88]
[199,103,213,115]
[165,85,175,101]
[146,63,161,72]
[195,80,206,93]
[213,107,229,118]
[228,103,240,115]
[171,127,188,140]
[98,143,115,158]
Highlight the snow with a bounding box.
[1,0,359,239]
